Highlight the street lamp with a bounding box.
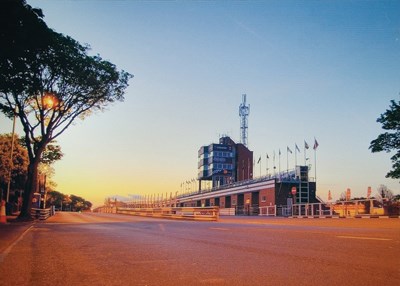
[42,91,58,109]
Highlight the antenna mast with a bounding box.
[239,94,250,147]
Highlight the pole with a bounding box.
[313,138,318,182]
[286,148,289,174]
[273,151,276,177]
[43,174,47,209]
[314,148,317,182]
[278,150,281,175]
[6,109,17,202]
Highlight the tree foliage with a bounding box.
[376,184,394,201]
[369,100,400,179]
[0,0,132,219]
[46,191,92,212]
[0,133,28,193]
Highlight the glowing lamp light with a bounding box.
[43,92,58,109]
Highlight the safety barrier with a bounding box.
[31,206,55,220]
[259,205,277,216]
[219,208,235,216]
[291,203,335,218]
[109,206,219,221]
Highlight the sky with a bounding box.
[1,0,400,207]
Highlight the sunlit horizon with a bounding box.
[1,1,399,207]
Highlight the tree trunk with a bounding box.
[18,158,40,220]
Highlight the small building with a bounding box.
[198,136,253,190]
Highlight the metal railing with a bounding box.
[291,203,334,217]
[259,205,277,216]
[219,208,235,216]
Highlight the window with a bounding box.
[222,164,232,170]
[261,196,267,202]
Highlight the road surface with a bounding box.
[1,212,399,285]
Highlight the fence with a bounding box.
[259,205,277,216]
[219,208,235,216]
[287,200,389,218]
[97,206,219,221]
[291,203,334,217]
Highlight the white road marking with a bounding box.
[336,236,392,241]
[209,227,229,231]
[0,225,34,263]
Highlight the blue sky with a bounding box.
[2,1,399,206]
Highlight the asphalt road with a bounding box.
[1,212,399,286]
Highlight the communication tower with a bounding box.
[239,94,250,147]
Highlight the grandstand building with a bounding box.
[180,136,318,215]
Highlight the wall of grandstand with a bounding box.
[178,178,276,208]
[177,176,317,213]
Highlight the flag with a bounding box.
[257,156,261,164]
[367,186,372,199]
[266,153,269,159]
[279,149,281,156]
[287,146,292,154]
[313,138,319,150]
[304,141,309,149]
[295,144,300,153]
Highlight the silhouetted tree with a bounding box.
[369,99,400,179]
[0,1,132,220]
[376,184,394,200]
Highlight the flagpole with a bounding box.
[313,138,319,182]
[314,148,317,182]
[295,145,297,167]
[266,153,269,176]
[286,147,289,173]
[253,159,255,178]
[304,140,309,166]
[278,149,281,175]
